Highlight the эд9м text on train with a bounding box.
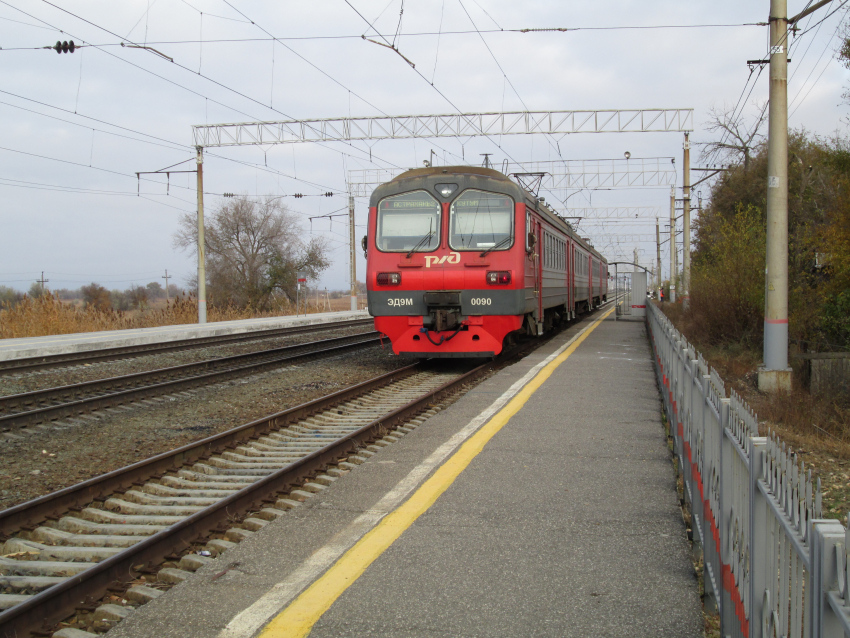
[363,166,608,358]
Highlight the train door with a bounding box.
[529,215,543,333]
[567,239,573,319]
[588,255,593,309]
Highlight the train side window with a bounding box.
[376,190,441,253]
[450,189,514,251]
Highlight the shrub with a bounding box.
[81,283,111,310]
[688,204,766,347]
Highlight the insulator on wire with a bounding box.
[53,40,76,54]
[324,192,334,197]
[294,193,303,198]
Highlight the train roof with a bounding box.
[371,165,607,264]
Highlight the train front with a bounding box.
[364,166,526,358]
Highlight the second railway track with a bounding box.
[0,318,374,376]
[0,332,381,431]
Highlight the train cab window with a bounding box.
[449,189,514,251]
[376,191,441,253]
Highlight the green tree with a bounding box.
[127,284,149,310]
[0,286,23,308]
[689,205,766,346]
[28,282,48,298]
[146,282,165,299]
[693,131,850,349]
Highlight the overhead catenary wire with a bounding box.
[789,16,846,114]
[8,1,405,172]
[0,24,770,48]
[343,0,570,210]
[796,0,850,36]
[707,1,845,166]
[0,88,350,196]
[218,0,465,167]
[456,0,564,162]
[43,0,406,169]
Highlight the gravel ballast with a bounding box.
[0,345,409,510]
[0,325,373,398]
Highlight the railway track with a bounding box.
[0,359,487,638]
[0,332,381,432]
[0,318,374,376]
[0,303,614,637]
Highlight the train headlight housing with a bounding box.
[435,183,458,198]
[377,272,401,286]
[486,271,511,285]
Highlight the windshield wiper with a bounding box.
[479,235,512,257]
[406,220,434,258]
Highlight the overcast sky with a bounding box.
[1,0,848,293]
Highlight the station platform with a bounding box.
[108,309,702,638]
[0,311,369,361]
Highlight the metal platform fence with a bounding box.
[646,301,850,638]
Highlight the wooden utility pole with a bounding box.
[162,269,171,302]
[196,146,207,324]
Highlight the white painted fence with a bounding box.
[647,301,850,637]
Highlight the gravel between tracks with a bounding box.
[0,344,409,511]
[0,324,372,397]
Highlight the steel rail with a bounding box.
[0,318,373,375]
[0,332,381,430]
[0,361,475,638]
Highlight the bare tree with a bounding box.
[81,283,111,310]
[127,284,149,310]
[700,102,767,170]
[174,195,330,309]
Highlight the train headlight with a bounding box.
[377,272,401,286]
[486,271,511,285]
[435,183,458,198]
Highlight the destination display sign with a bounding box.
[381,199,439,209]
[453,197,512,209]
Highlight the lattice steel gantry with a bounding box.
[191,108,694,313]
[192,109,694,147]
[345,158,677,197]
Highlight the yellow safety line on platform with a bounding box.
[259,306,615,638]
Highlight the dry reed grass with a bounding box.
[0,294,345,340]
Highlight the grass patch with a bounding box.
[0,294,353,340]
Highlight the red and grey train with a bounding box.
[363,166,608,357]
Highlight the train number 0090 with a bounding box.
[469,298,492,306]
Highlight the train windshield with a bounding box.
[449,190,514,251]
[376,191,441,253]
